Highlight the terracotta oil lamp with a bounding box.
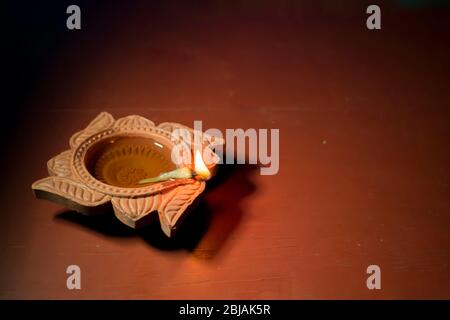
[31,112,223,237]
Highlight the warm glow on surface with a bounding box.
[194,149,210,179]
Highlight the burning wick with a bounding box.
[138,150,211,184]
[193,148,211,179]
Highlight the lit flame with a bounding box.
[194,149,210,179]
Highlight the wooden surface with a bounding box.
[1,1,450,299]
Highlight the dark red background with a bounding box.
[1,1,450,299]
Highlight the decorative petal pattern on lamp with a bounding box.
[158,181,206,237]
[111,195,161,228]
[69,112,115,148]
[47,150,73,177]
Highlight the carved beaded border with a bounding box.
[71,126,192,197]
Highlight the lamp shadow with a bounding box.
[53,163,258,259]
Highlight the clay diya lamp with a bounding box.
[32,112,223,237]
